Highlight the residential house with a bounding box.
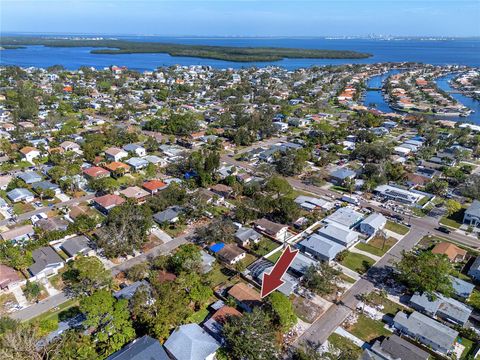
[203,306,242,343]
[105,335,169,360]
[330,168,356,185]
[217,244,246,265]
[32,180,61,195]
[143,155,167,167]
[142,180,167,195]
[59,141,81,152]
[316,223,359,247]
[123,144,146,157]
[359,213,387,237]
[324,207,364,229]
[451,276,475,300]
[104,162,131,174]
[431,242,467,263]
[288,252,318,277]
[164,323,220,360]
[200,250,216,274]
[468,256,480,281]
[463,200,480,227]
[227,283,262,312]
[409,292,472,326]
[299,233,345,262]
[20,146,41,163]
[374,184,424,205]
[7,188,35,203]
[294,195,334,212]
[210,184,233,199]
[17,171,43,184]
[153,206,182,224]
[93,194,125,214]
[0,264,21,290]
[126,157,149,171]
[36,217,69,232]
[393,311,458,354]
[254,218,289,241]
[114,280,150,300]
[60,235,93,258]
[28,246,64,277]
[362,334,429,360]
[120,186,149,203]
[105,147,128,162]
[0,224,35,243]
[235,227,261,247]
[83,166,110,180]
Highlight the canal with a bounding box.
[364,71,480,124]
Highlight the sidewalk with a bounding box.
[334,263,361,281]
[334,327,370,349]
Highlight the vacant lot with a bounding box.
[340,252,376,274]
[355,236,397,257]
[347,313,391,342]
[384,220,409,235]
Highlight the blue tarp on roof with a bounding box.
[209,242,225,253]
[184,171,198,179]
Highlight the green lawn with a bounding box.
[251,238,280,257]
[417,196,429,206]
[186,307,209,324]
[339,273,356,284]
[347,314,391,342]
[327,333,362,358]
[367,292,408,316]
[207,264,233,287]
[13,202,35,215]
[340,252,376,274]
[459,337,474,360]
[440,208,466,229]
[355,237,397,257]
[267,251,281,263]
[384,220,409,235]
[238,253,257,268]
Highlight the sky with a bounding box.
[1,0,479,37]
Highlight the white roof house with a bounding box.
[359,213,387,236]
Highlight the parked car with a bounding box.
[437,226,451,234]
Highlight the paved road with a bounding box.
[295,225,426,346]
[0,193,96,227]
[10,292,70,322]
[10,228,193,321]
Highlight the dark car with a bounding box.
[437,226,451,234]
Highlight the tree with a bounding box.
[265,176,293,198]
[222,308,279,360]
[80,290,136,357]
[168,244,201,274]
[396,250,453,297]
[302,263,341,296]
[96,201,152,258]
[275,149,309,176]
[164,113,199,136]
[195,218,236,245]
[126,263,149,282]
[23,281,41,301]
[0,324,49,360]
[49,331,98,360]
[425,180,449,196]
[266,292,297,331]
[62,256,112,296]
[445,199,462,217]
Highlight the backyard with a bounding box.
[250,238,280,257]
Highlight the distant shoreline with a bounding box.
[0,36,371,62]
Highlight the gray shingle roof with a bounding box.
[28,246,64,275]
[61,235,92,257]
[153,206,182,223]
[106,335,169,360]
[465,200,480,218]
[164,324,220,360]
